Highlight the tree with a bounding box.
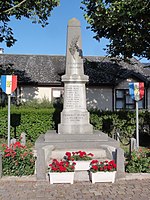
[81,0,150,60]
[0,0,59,47]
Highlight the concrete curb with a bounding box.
[118,173,150,180]
[0,175,37,181]
[0,173,150,182]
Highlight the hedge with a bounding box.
[0,107,55,143]
[0,105,149,145]
[90,109,150,146]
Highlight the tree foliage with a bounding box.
[81,0,150,60]
[0,0,59,47]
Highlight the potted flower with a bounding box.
[64,151,94,171]
[89,160,117,183]
[48,159,76,184]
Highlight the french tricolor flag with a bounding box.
[1,75,17,95]
[129,82,144,101]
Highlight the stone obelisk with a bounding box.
[58,18,93,134]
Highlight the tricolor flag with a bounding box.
[129,82,144,101]
[1,75,17,95]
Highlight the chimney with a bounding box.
[0,48,4,54]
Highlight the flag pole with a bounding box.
[1,75,17,147]
[8,94,11,147]
[136,101,139,149]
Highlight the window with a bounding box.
[115,89,145,110]
[52,88,64,104]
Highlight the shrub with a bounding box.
[90,113,103,130]
[20,98,54,109]
[125,148,150,173]
[2,141,36,176]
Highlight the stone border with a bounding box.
[0,173,150,182]
[118,173,150,180]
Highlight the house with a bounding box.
[0,53,150,111]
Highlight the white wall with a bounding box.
[21,86,52,102]
[20,85,113,110]
[86,87,112,111]
[20,82,150,111]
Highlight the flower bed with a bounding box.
[125,148,150,173]
[2,141,36,176]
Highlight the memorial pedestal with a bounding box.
[35,18,125,181]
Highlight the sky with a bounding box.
[1,0,108,56]
[0,0,149,63]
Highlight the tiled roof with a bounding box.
[0,54,149,86]
[84,56,150,85]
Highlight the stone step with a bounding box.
[50,148,107,160]
[45,130,108,142]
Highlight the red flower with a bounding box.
[90,159,117,172]
[64,151,94,161]
[107,165,112,171]
[71,165,75,170]
[4,153,11,157]
[66,152,71,157]
[13,141,23,149]
[4,148,11,153]
[2,144,7,148]
[92,165,98,171]
[48,159,76,172]
[51,166,58,171]
[59,166,67,172]
[79,151,86,157]
[91,160,99,164]
[88,153,94,157]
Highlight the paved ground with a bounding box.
[0,177,150,200]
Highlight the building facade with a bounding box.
[0,54,150,111]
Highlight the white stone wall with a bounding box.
[19,82,150,111]
[21,86,52,102]
[86,87,112,111]
[20,85,113,110]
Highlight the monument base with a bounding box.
[35,130,125,181]
[58,123,93,134]
[58,109,93,134]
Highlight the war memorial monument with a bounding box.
[35,18,125,181]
